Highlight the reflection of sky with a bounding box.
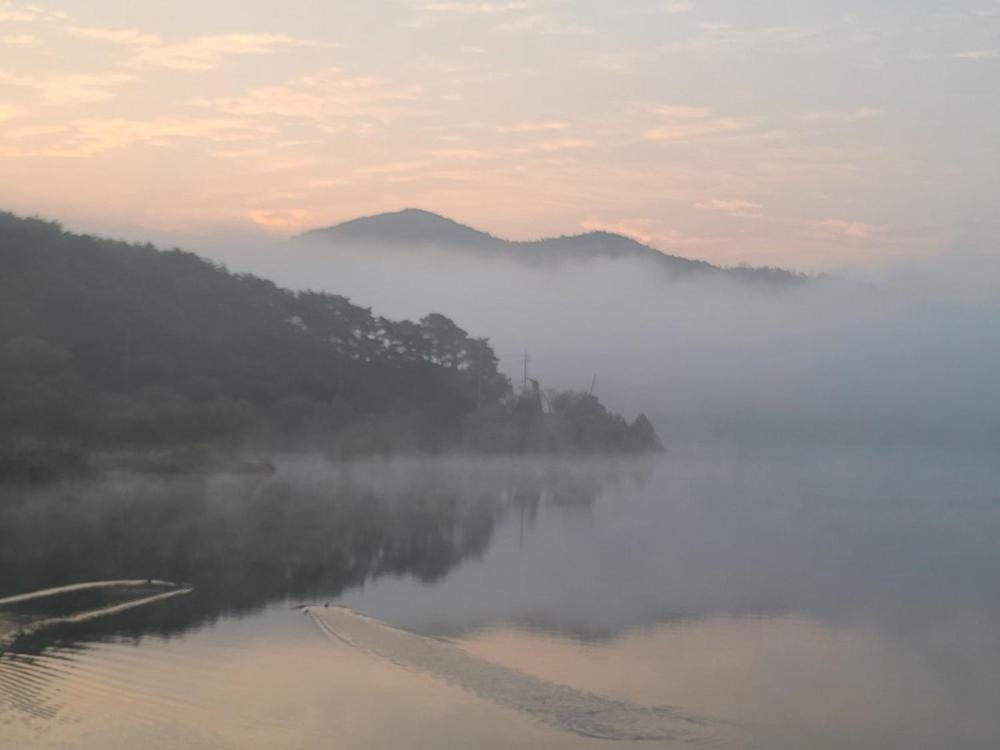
[0,604,589,750]
[459,614,1000,750]
[1,1,998,271]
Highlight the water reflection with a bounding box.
[2,448,1000,749]
[3,448,1000,643]
[336,447,1000,639]
[0,456,612,646]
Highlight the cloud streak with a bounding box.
[801,108,885,123]
[0,117,268,158]
[662,1,693,14]
[1,33,38,46]
[0,70,133,103]
[643,106,759,143]
[0,104,23,121]
[68,26,317,70]
[194,69,423,132]
[815,219,877,240]
[509,138,595,153]
[497,121,568,133]
[0,2,66,23]
[420,2,529,13]
[696,199,763,219]
[953,49,998,59]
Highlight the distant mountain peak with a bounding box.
[372,207,463,226]
[561,230,652,250]
[575,229,634,242]
[300,208,496,247]
[394,207,452,220]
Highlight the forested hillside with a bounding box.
[0,212,661,479]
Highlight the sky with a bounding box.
[0,0,997,271]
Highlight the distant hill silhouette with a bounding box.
[299,208,804,285]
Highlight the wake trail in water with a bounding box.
[0,580,181,607]
[308,606,738,745]
[21,588,193,631]
[0,581,192,651]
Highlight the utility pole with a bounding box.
[522,349,531,391]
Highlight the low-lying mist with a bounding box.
[215,238,1000,447]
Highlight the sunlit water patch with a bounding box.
[0,603,616,749]
[308,605,736,744]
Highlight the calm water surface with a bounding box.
[1,447,999,749]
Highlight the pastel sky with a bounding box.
[1,0,997,270]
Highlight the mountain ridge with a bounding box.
[298,208,803,284]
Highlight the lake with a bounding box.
[2,446,999,749]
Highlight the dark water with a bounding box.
[1,448,999,748]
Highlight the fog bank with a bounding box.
[207,237,1000,446]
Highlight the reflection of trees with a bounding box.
[0,460,620,644]
[0,481,495,642]
[550,474,603,510]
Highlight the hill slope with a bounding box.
[0,211,662,479]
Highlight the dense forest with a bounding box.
[0,211,661,481]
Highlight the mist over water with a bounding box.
[218,236,1000,447]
